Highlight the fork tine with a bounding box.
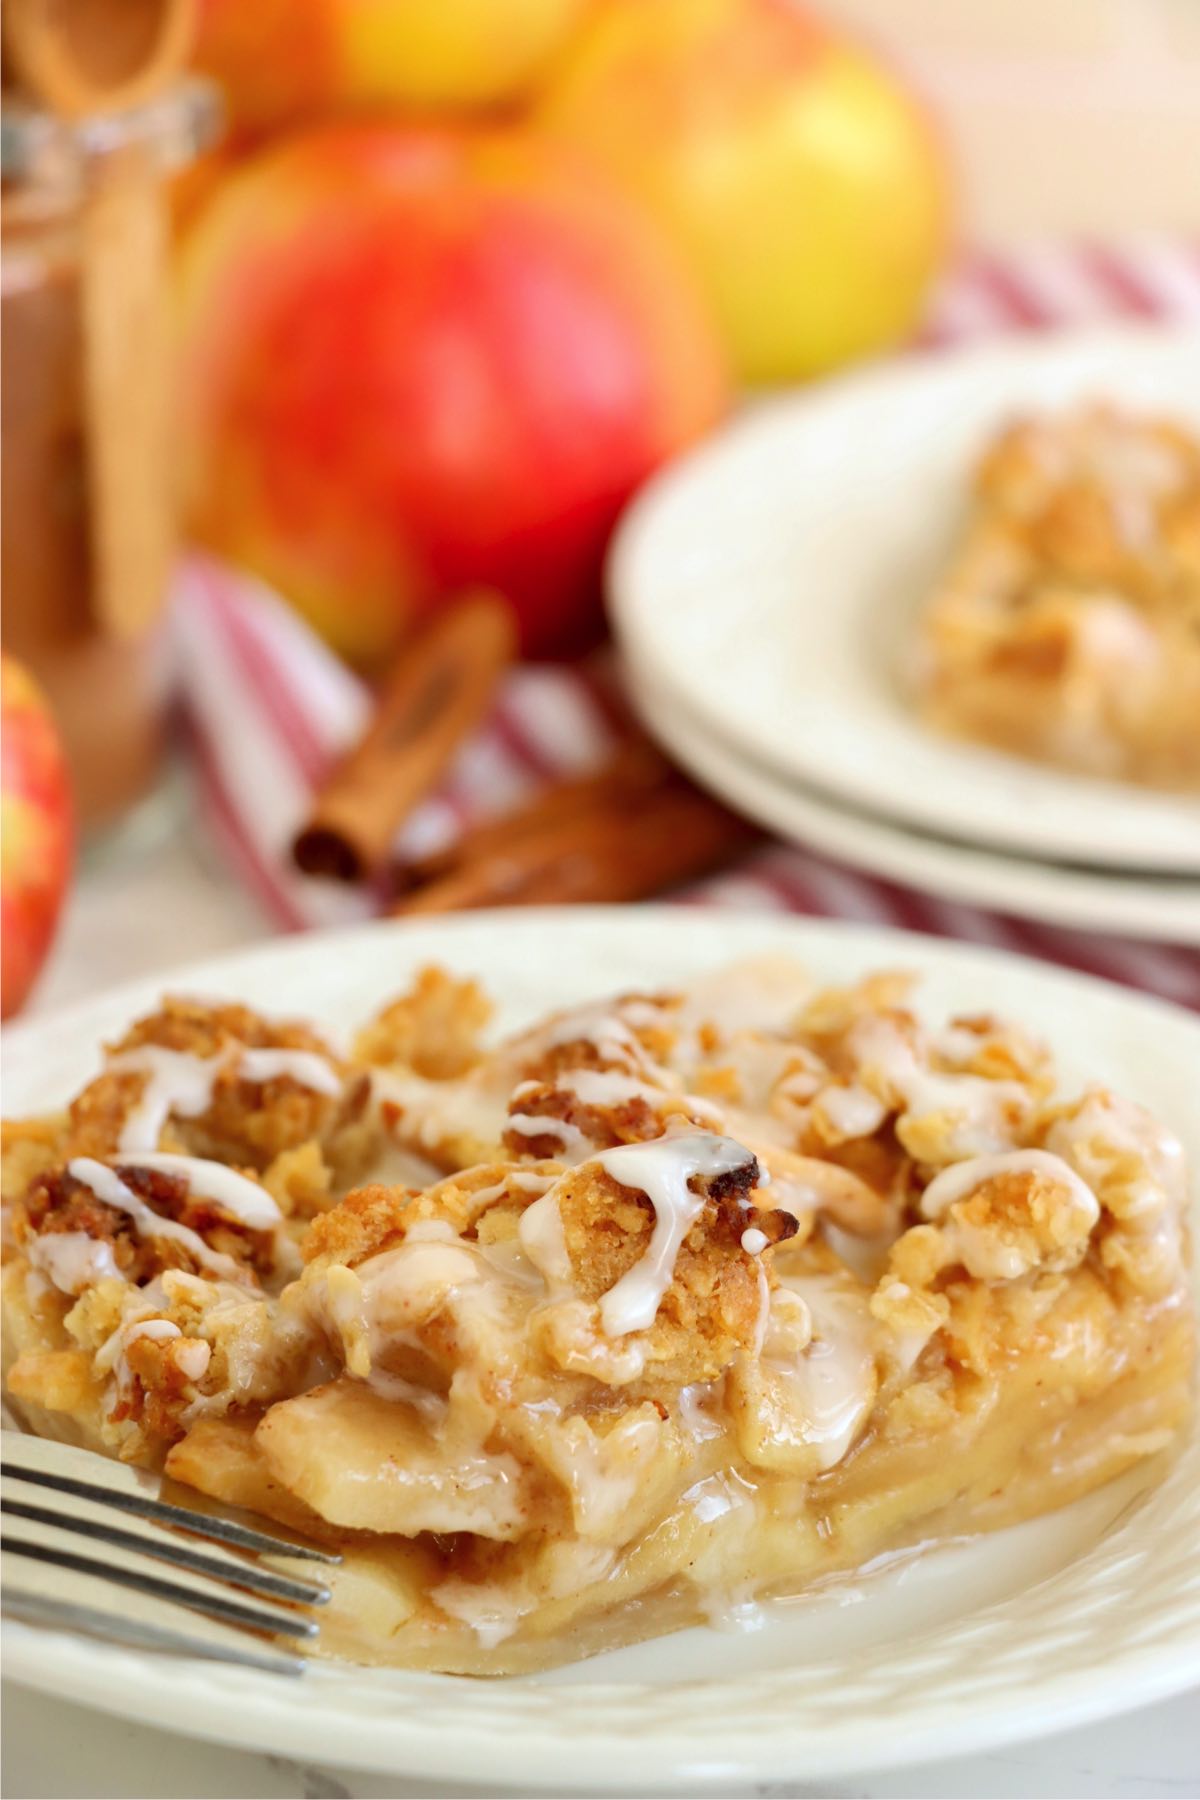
[0,1496,331,1607]
[1,1437,340,1565]
[3,1587,306,1676]
[3,1537,319,1640]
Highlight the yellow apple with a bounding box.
[195,0,595,132]
[537,0,952,382]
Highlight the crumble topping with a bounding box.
[2,958,1192,1668]
[914,403,1200,788]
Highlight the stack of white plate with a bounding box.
[610,327,1200,945]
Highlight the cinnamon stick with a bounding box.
[292,592,516,883]
[390,779,755,914]
[393,737,672,891]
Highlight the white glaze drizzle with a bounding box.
[740,1227,769,1255]
[236,1047,341,1095]
[67,1158,247,1282]
[555,1066,722,1124]
[767,1275,877,1470]
[374,994,673,1159]
[98,1315,182,1389]
[106,1313,212,1391]
[405,1219,460,1244]
[1046,1094,1187,1278]
[556,1067,662,1107]
[175,1339,212,1382]
[124,1318,181,1347]
[919,1149,1099,1224]
[849,1017,1030,1155]
[111,1041,339,1154]
[340,1234,481,1366]
[594,1133,754,1337]
[110,1048,226,1154]
[937,1023,990,1062]
[816,1084,888,1140]
[373,1066,511,1154]
[28,1231,123,1295]
[510,1170,556,1193]
[537,1005,659,1070]
[517,1191,574,1291]
[455,1177,511,1210]
[1047,1093,1186,1212]
[113,1152,282,1230]
[506,1113,592,1158]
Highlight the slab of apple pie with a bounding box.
[913,402,1200,789]
[2,958,1193,1672]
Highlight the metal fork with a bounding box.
[1,1430,341,1675]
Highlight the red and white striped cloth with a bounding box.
[174,239,1200,1012]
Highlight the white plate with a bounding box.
[610,326,1200,876]
[3,911,1198,1792]
[627,669,1200,946]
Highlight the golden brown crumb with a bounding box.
[14,1163,273,1286]
[796,975,916,1044]
[353,967,491,1078]
[262,1141,335,1219]
[501,1080,715,1160]
[536,1151,796,1387]
[64,997,356,1173]
[302,1181,420,1267]
[1,1114,71,1208]
[917,405,1200,788]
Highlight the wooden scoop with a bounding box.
[4,0,198,641]
[78,129,177,639]
[3,0,197,118]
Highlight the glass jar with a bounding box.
[1,80,219,833]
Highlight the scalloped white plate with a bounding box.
[610,327,1200,877]
[625,668,1200,945]
[3,911,1198,1792]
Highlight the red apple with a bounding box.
[1,654,73,1019]
[175,124,730,662]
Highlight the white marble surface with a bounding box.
[4,801,1198,1800]
[31,775,271,1018]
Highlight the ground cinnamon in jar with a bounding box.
[0,83,217,832]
